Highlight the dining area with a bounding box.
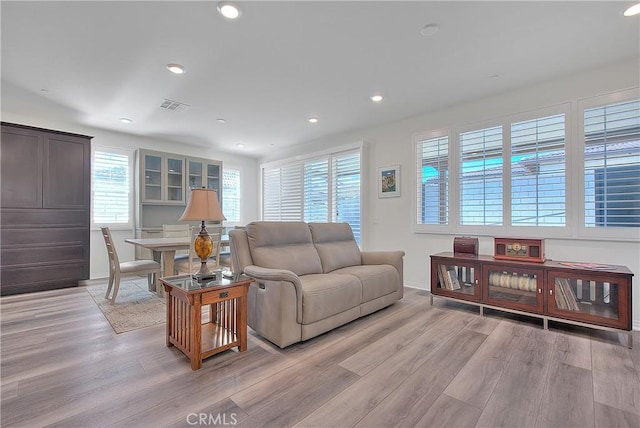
[100,187,231,304]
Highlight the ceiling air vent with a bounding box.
[160,99,190,112]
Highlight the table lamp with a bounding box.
[179,187,226,280]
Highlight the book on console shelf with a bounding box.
[447,268,461,290]
[438,264,461,290]
[554,277,580,311]
[437,265,447,290]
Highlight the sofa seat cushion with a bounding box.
[300,273,362,324]
[332,264,399,302]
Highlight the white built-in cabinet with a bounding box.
[135,149,222,259]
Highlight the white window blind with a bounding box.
[460,126,503,226]
[584,99,640,228]
[262,147,361,244]
[332,151,361,243]
[511,114,566,226]
[222,168,241,223]
[416,135,448,225]
[92,148,131,227]
[304,159,329,222]
[263,164,302,221]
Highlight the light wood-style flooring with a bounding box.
[1,284,639,428]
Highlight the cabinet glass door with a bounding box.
[166,156,184,203]
[432,259,480,302]
[547,271,630,330]
[187,160,203,190]
[143,154,162,202]
[483,265,543,313]
[207,163,220,193]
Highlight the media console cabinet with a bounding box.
[430,252,634,347]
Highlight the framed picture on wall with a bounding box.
[378,164,400,198]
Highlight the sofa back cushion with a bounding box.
[309,222,361,273]
[246,221,323,276]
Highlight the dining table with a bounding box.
[125,235,229,295]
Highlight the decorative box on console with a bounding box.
[453,236,479,255]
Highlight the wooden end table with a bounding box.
[160,274,253,370]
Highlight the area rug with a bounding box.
[86,279,166,334]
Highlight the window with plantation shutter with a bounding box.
[91,147,132,228]
[304,159,329,222]
[584,99,640,228]
[511,114,566,226]
[262,163,302,221]
[332,151,361,243]
[459,126,503,226]
[261,145,361,244]
[222,168,241,224]
[416,136,449,224]
[416,135,448,225]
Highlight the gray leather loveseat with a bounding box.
[229,221,404,348]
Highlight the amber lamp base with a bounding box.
[193,222,215,281]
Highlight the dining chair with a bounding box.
[162,224,191,273]
[174,225,223,276]
[101,227,161,305]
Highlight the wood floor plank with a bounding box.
[338,304,450,375]
[535,348,595,428]
[594,401,640,428]
[553,330,592,370]
[415,393,483,428]
[295,310,470,428]
[444,319,529,409]
[354,329,488,427]
[474,336,554,428]
[234,364,360,427]
[592,336,640,416]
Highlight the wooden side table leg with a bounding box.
[238,289,248,352]
[165,285,173,348]
[191,295,202,370]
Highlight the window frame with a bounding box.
[577,88,640,241]
[222,166,242,227]
[414,103,574,239]
[91,145,134,230]
[414,128,454,234]
[260,142,363,244]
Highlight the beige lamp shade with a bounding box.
[179,188,226,222]
[179,187,225,280]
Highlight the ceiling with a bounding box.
[1,1,638,158]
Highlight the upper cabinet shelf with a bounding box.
[135,149,223,230]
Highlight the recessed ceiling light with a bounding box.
[420,23,439,36]
[218,2,241,19]
[216,118,226,124]
[624,3,640,16]
[370,94,383,103]
[237,143,245,148]
[119,118,133,124]
[166,63,185,74]
[308,117,319,124]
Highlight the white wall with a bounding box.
[261,59,640,329]
[0,112,261,279]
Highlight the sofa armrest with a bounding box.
[361,250,405,288]
[243,265,304,323]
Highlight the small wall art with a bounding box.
[378,164,400,198]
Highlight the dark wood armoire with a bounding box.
[1,122,92,295]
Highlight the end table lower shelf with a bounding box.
[160,274,253,370]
